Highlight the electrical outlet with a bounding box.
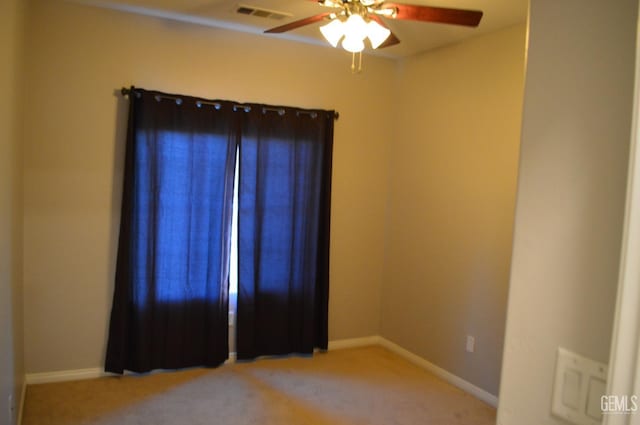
[466,335,475,353]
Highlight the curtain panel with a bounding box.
[105,89,238,373]
[236,107,334,360]
[106,87,334,374]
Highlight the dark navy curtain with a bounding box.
[105,89,238,373]
[106,88,334,373]
[236,107,334,359]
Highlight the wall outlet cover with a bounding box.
[466,335,475,353]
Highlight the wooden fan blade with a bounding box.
[383,3,482,27]
[368,15,400,48]
[378,31,400,48]
[264,12,333,33]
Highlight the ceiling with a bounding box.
[70,0,528,58]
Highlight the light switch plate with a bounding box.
[585,377,607,420]
[551,347,608,425]
[562,368,582,409]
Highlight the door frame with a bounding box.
[605,7,640,424]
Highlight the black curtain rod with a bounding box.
[120,87,339,120]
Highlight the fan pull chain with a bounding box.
[350,52,363,74]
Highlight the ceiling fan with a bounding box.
[264,0,483,62]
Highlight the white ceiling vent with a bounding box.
[236,4,292,20]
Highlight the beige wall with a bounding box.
[497,1,637,424]
[380,24,526,396]
[0,0,25,423]
[22,0,528,394]
[22,0,394,373]
[16,0,639,420]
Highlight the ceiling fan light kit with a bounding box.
[366,20,392,49]
[319,14,390,53]
[264,0,483,72]
[319,18,344,47]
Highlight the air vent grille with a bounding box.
[236,4,291,20]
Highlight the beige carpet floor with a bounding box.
[23,346,496,425]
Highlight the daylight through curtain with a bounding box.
[236,106,334,359]
[105,89,237,373]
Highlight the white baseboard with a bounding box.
[17,378,26,425]
[25,368,106,385]
[22,336,498,408]
[327,335,382,350]
[25,359,242,384]
[23,337,380,384]
[377,337,499,407]
[225,352,237,363]
[327,335,498,407]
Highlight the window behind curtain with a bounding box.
[133,130,232,303]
